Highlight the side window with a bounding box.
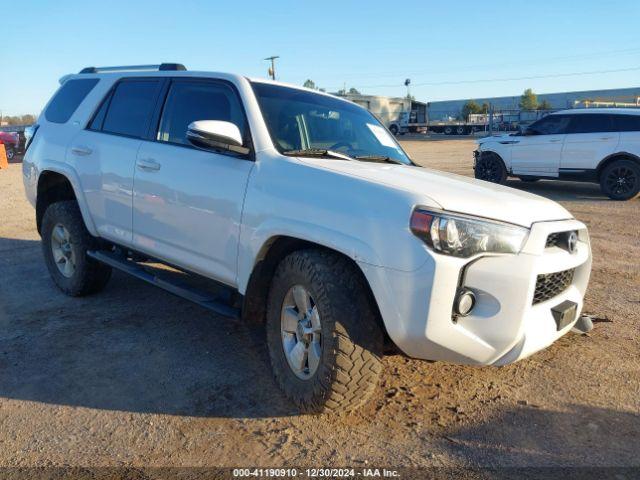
[530,115,571,135]
[566,114,613,134]
[101,80,161,138]
[613,114,640,132]
[88,90,112,131]
[157,81,246,146]
[45,78,99,124]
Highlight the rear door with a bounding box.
[510,114,571,176]
[612,114,640,159]
[561,114,619,172]
[132,78,254,286]
[71,78,163,246]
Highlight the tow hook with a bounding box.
[572,315,594,334]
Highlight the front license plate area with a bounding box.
[551,300,578,331]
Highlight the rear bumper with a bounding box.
[361,219,591,366]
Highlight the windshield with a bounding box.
[251,82,412,165]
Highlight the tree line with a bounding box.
[460,89,553,119]
[1,114,37,126]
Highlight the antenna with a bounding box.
[264,56,279,80]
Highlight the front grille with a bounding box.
[545,232,562,248]
[533,268,575,305]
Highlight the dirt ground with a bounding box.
[0,140,638,472]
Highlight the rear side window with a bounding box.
[566,114,613,134]
[157,80,246,145]
[613,114,640,132]
[101,79,161,138]
[45,79,99,124]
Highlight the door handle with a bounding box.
[137,158,161,172]
[599,136,613,140]
[71,145,93,156]
[549,139,562,143]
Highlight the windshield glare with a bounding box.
[251,82,412,165]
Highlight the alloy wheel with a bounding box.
[605,166,637,196]
[280,285,322,380]
[50,223,76,278]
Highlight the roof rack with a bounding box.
[79,63,186,74]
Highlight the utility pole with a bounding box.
[264,56,279,80]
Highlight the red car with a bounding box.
[0,131,19,159]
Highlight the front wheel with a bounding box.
[475,152,508,184]
[41,201,112,296]
[600,159,640,200]
[389,124,399,136]
[266,250,384,413]
[5,147,15,160]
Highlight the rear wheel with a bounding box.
[5,147,15,160]
[444,126,453,135]
[600,159,640,200]
[475,152,508,184]
[266,250,384,413]
[41,201,112,296]
[389,124,399,136]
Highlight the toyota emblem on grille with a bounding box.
[567,231,578,254]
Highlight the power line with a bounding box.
[322,66,640,91]
[290,47,640,81]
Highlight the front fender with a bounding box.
[236,219,382,294]
[477,143,511,169]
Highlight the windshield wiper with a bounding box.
[353,155,406,165]
[283,149,354,161]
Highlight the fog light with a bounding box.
[454,288,476,316]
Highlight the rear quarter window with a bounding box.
[613,114,640,132]
[45,78,99,124]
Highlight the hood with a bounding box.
[477,133,518,146]
[298,158,572,228]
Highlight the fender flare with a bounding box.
[237,219,384,294]
[37,161,99,237]
[595,151,640,177]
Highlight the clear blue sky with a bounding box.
[2,0,639,116]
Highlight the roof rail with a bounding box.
[79,63,186,74]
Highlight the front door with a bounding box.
[132,79,254,286]
[511,114,571,176]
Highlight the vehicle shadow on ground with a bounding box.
[0,237,298,418]
[504,179,610,203]
[441,403,640,469]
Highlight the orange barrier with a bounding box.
[0,144,8,170]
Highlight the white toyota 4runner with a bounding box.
[24,64,592,413]
[475,108,640,200]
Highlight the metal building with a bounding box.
[426,86,640,121]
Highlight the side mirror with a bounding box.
[186,120,249,155]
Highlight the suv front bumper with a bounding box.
[360,219,591,366]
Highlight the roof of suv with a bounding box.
[551,108,640,116]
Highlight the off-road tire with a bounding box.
[475,152,508,184]
[600,159,640,201]
[266,249,384,413]
[41,201,112,296]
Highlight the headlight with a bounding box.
[410,208,529,258]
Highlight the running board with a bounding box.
[87,250,240,319]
